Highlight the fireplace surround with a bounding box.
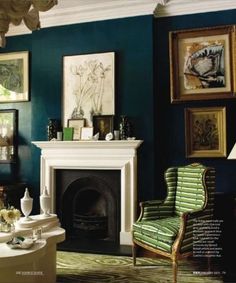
[32,140,143,247]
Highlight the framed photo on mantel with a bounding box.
[68,118,85,140]
[93,115,114,140]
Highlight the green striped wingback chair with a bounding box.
[132,163,215,283]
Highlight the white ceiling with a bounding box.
[6,0,236,37]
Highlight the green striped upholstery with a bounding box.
[179,165,215,253]
[174,166,207,215]
[133,163,215,254]
[133,216,180,252]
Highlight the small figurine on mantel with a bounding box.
[20,188,33,222]
[40,187,51,217]
[92,132,99,140]
[47,118,61,141]
[119,115,135,140]
[105,132,113,141]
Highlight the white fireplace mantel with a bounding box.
[32,140,143,246]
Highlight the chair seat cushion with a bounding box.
[133,216,180,245]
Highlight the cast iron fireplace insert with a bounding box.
[55,169,129,255]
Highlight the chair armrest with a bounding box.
[182,201,213,220]
[137,199,174,221]
[140,200,163,207]
[175,208,213,251]
[172,210,207,254]
[180,209,210,230]
[181,209,206,220]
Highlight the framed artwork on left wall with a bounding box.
[0,51,29,102]
[0,109,18,163]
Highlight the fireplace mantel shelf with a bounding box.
[32,140,143,150]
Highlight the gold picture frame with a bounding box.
[0,51,29,102]
[169,25,236,103]
[185,107,226,158]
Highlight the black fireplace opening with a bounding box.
[56,169,127,254]
[72,189,108,239]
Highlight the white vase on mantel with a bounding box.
[20,188,33,221]
[40,187,51,217]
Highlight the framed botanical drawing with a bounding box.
[185,107,226,158]
[93,115,114,140]
[0,51,29,102]
[0,109,18,163]
[169,25,236,102]
[68,118,85,140]
[62,51,115,127]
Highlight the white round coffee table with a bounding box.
[0,214,65,283]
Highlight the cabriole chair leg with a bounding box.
[132,244,137,266]
[173,259,178,283]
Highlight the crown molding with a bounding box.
[6,0,158,36]
[154,0,236,18]
[6,0,236,37]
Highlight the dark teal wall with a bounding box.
[2,9,236,211]
[0,16,154,211]
[154,9,236,198]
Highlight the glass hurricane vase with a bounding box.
[0,221,11,233]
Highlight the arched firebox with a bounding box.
[56,169,120,253]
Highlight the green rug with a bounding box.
[56,251,224,283]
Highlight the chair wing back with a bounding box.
[165,163,215,217]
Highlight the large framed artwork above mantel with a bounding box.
[62,51,115,127]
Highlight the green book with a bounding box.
[63,127,74,141]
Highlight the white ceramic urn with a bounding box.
[20,188,33,221]
[40,187,51,217]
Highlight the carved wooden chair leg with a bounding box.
[207,254,211,272]
[132,243,137,266]
[172,258,178,283]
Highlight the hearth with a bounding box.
[56,169,120,253]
